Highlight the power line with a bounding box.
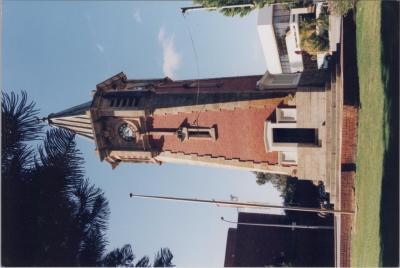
[181,13,203,127]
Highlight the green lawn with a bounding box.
[351,1,399,267]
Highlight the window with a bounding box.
[273,128,317,144]
[109,97,139,107]
[116,98,121,107]
[122,99,127,107]
[178,126,217,142]
[188,128,213,138]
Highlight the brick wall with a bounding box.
[150,107,279,164]
[340,105,359,267]
[341,106,358,164]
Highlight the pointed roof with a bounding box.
[47,101,94,140]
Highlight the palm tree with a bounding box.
[1,91,110,266]
[25,128,111,266]
[73,178,110,266]
[1,91,43,265]
[1,91,43,165]
[153,248,174,267]
[102,245,174,267]
[102,244,136,267]
[2,91,174,267]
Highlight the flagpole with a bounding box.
[129,193,354,215]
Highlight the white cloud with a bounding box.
[158,26,181,78]
[96,43,104,53]
[133,9,142,23]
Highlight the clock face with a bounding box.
[118,123,136,142]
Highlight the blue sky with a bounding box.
[3,1,282,266]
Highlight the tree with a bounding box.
[2,91,44,266]
[153,248,174,267]
[254,172,287,190]
[253,172,297,205]
[102,244,136,267]
[1,92,110,266]
[328,0,355,16]
[298,7,330,54]
[102,245,174,267]
[192,0,307,17]
[2,91,174,267]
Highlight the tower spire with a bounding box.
[47,101,94,140]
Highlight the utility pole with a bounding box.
[129,193,354,215]
[181,3,255,14]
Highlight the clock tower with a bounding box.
[48,69,332,181]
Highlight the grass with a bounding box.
[351,1,399,267]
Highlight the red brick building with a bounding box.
[48,69,336,186]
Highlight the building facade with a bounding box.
[257,4,328,74]
[224,212,334,267]
[48,69,334,182]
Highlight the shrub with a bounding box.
[328,0,356,16]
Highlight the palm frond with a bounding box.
[73,178,99,215]
[1,91,43,173]
[37,128,84,192]
[135,256,150,267]
[2,144,34,179]
[120,244,135,266]
[153,248,174,267]
[102,244,135,267]
[78,226,108,266]
[72,178,110,233]
[1,91,43,148]
[89,194,110,232]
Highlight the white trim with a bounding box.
[265,121,298,152]
[258,71,301,89]
[279,151,298,164]
[276,107,297,123]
